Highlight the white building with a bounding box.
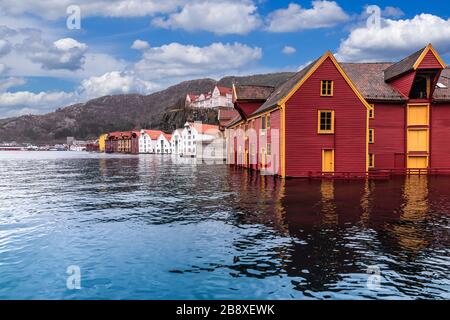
[180,122,225,160]
[171,129,183,155]
[156,133,172,154]
[139,129,163,153]
[186,86,233,109]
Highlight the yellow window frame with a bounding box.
[318,110,335,134]
[369,129,375,144]
[369,153,375,168]
[369,104,375,119]
[320,80,334,97]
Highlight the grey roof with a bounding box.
[234,85,275,101]
[384,47,426,81]
[341,63,406,102]
[434,67,450,102]
[252,59,320,116]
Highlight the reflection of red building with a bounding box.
[227,44,449,178]
[131,131,140,154]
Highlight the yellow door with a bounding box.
[322,149,334,173]
[407,156,428,173]
[407,129,428,152]
[408,105,429,126]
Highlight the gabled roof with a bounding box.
[232,84,275,101]
[384,47,425,81]
[216,86,232,96]
[252,52,372,116]
[141,129,163,140]
[160,133,172,141]
[384,44,446,81]
[186,122,220,134]
[252,59,319,115]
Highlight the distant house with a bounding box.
[98,134,108,152]
[139,129,163,153]
[117,131,132,153]
[181,122,224,159]
[171,129,183,155]
[157,133,172,154]
[186,85,233,109]
[105,132,120,153]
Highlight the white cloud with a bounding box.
[282,46,296,55]
[80,71,159,99]
[0,63,6,75]
[336,13,450,62]
[152,0,261,35]
[0,39,12,57]
[0,0,183,20]
[134,42,262,82]
[0,91,77,108]
[131,40,150,50]
[22,36,88,71]
[266,1,349,32]
[383,6,404,18]
[0,77,26,92]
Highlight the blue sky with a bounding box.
[0,0,449,118]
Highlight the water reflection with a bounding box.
[0,152,448,299]
[227,169,449,299]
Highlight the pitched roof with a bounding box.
[159,133,172,141]
[216,86,232,96]
[233,85,275,101]
[341,63,406,102]
[187,122,220,134]
[384,46,426,81]
[142,129,163,140]
[434,67,450,102]
[252,59,320,115]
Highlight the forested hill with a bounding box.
[0,72,294,143]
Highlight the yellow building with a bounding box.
[98,134,108,152]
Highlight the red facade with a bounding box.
[227,44,450,178]
[284,58,367,177]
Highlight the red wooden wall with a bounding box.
[284,57,367,177]
[417,51,443,69]
[369,103,406,169]
[430,104,450,167]
[389,71,415,97]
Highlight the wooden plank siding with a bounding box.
[369,103,406,169]
[417,50,445,69]
[430,103,450,168]
[389,71,415,97]
[284,57,367,177]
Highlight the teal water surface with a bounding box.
[0,151,448,299]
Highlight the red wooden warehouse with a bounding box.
[226,44,449,178]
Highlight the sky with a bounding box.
[0,0,449,118]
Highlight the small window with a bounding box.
[369,129,375,144]
[267,143,271,155]
[261,115,266,130]
[318,110,334,134]
[369,104,375,119]
[321,80,333,96]
[369,154,375,168]
[266,114,271,129]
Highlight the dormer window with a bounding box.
[410,74,430,99]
